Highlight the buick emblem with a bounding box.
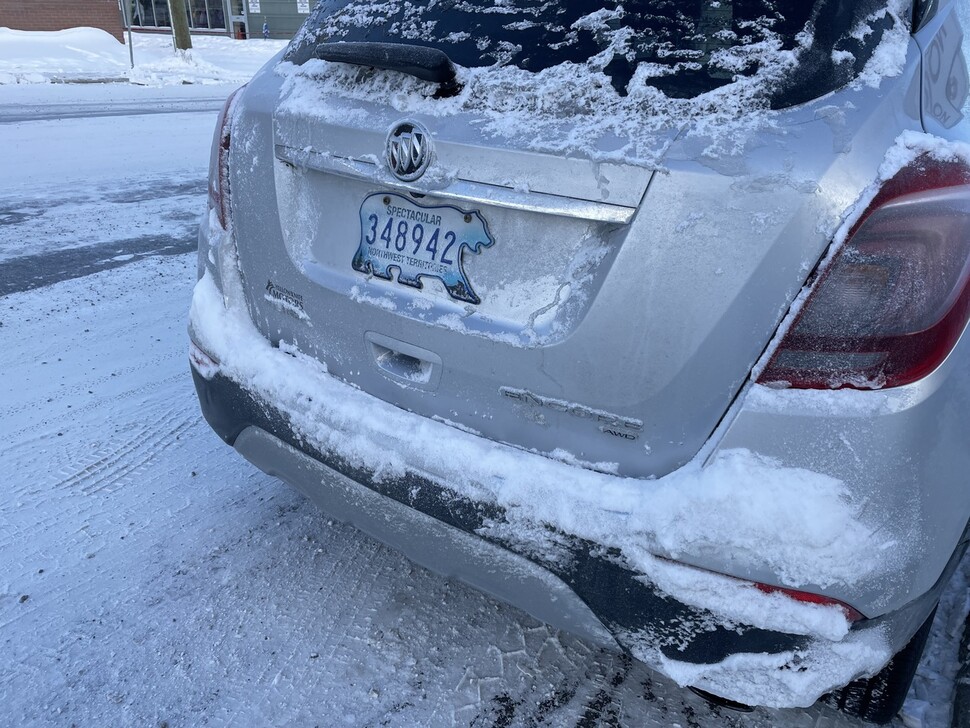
[386,121,432,182]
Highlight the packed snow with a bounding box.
[1,19,969,728]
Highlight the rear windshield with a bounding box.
[286,0,899,106]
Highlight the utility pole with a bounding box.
[167,0,193,52]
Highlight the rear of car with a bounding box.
[190,0,970,721]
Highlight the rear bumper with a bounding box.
[192,364,804,661]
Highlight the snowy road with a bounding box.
[0,83,241,123]
[0,96,227,123]
[0,86,966,727]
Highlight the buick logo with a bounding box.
[386,121,432,182]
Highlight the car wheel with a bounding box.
[827,606,937,725]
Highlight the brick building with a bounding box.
[0,0,126,42]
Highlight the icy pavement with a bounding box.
[0,28,968,728]
[1,106,211,266]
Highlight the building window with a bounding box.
[129,1,168,28]
[189,0,226,30]
[129,0,227,31]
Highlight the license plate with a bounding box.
[352,193,494,305]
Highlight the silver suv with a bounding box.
[190,0,970,722]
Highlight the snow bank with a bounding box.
[0,27,287,85]
[0,27,128,83]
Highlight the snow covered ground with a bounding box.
[0,27,287,85]
[0,26,968,728]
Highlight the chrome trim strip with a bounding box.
[275,143,636,225]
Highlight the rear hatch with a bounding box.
[229,0,902,477]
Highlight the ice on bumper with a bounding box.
[652,628,891,710]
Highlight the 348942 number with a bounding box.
[363,214,458,265]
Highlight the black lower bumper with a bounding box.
[192,365,807,665]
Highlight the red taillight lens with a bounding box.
[208,86,244,229]
[759,158,970,389]
[754,583,864,623]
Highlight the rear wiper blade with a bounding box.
[314,42,461,97]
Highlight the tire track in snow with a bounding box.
[55,407,196,496]
[0,368,187,434]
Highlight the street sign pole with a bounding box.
[118,0,135,69]
[166,0,178,49]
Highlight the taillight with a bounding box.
[208,86,244,229]
[759,157,970,389]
